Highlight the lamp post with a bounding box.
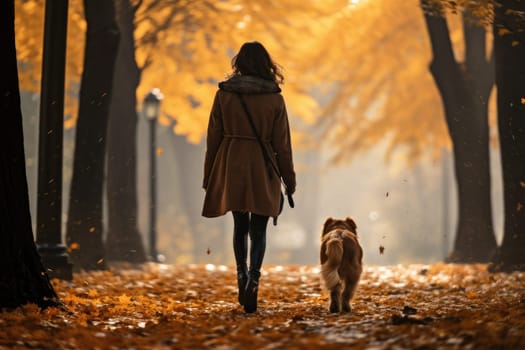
[36,0,72,280]
[143,88,163,262]
[441,148,450,259]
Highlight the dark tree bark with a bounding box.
[421,1,497,262]
[66,0,120,270]
[0,0,60,309]
[489,0,525,272]
[105,0,147,263]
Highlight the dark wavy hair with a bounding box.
[230,41,284,84]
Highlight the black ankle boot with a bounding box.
[237,269,248,306]
[244,270,260,313]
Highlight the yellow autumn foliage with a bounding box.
[16,0,344,144]
[15,0,86,128]
[15,0,495,164]
[134,0,349,144]
[308,0,496,164]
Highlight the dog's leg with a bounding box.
[341,279,358,313]
[329,282,342,313]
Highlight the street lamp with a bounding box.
[143,88,163,262]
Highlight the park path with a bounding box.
[1,263,524,349]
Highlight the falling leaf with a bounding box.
[206,247,211,255]
[89,227,96,233]
[379,245,385,254]
[511,41,520,47]
[69,242,80,250]
[97,258,104,264]
[156,147,164,156]
[521,98,525,105]
[517,202,523,212]
[386,192,389,197]
[498,28,512,36]
[520,181,525,187]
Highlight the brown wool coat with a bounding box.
[202,89,296,219]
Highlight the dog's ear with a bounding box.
[322,217,335,234]
[345,217,357,232]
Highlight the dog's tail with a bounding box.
[321,235,344,290]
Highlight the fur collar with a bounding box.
[218,75,281,94]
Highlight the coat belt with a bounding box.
[223,134,270,143]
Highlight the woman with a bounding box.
[202,41,296,313]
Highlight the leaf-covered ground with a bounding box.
[1,263,524,349]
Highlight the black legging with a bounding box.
[232,211,269,275]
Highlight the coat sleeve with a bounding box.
[271,94,296,194]
[203,91,223,190]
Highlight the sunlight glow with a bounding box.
[347,0,364,10]
[368,211,379,221]
[236,14,251,30]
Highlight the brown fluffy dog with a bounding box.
[320,217,363,313]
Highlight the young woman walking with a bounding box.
[202,41,296,313]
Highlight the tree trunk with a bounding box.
[489,0,525,272]
[105,0,146,263]
[0,0,59,309]
[66,0,120,270]
[421,1,497,262]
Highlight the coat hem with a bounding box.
[202,208,279,218]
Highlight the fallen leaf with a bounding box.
[391,314,433,325]
[402,305,417,315]
[2,264,524,349]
